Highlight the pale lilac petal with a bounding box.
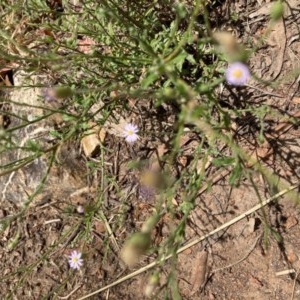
[123,123,139,143]
[77,205,84,214]
[125,133,139,143]
[68,250,83,270]
[225,62,250,86]
[124,123,138,133]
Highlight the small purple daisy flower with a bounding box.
[225,62,250,86]
[76,205,84,214]
[41,87,58,102]
[138,185,156,201]
[68,250,83,270]
[123,123,139,143]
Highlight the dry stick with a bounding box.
[246,84,285,98]
[77,183,300,300]
[57,285,82,299]
[276,269,295,276]
[291,268,300,300]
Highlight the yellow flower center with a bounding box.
[127,129,134,135]
[232,69,243,79]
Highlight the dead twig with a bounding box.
[57,284,82,299]
[246,84,285,98]
[291,268,300,300]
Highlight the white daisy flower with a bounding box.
[68,250,83,270]
[76,205,84,214]
[123,123,139,143]
[225,62,250,86]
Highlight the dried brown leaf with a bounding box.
[81,123,101,157]
[256,140,273,159]
[292,97,300,104]
[285,215,298,229]
[189,249,208,296]
[99,127,106,143]
[78,37,96,54]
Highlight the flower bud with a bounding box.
[120,232,151,267]
[270,1,284,21]
[55,86,73,99]
[213,31,248,62]
[145,272,160,298]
